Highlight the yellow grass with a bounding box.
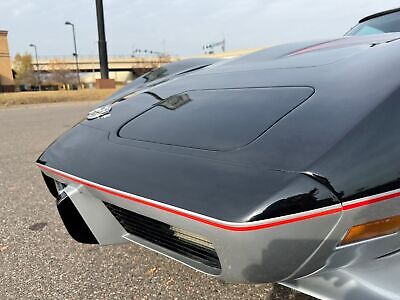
[0,89,118,107]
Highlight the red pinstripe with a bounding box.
[37,164,399,231]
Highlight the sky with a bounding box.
[1,0,400,58]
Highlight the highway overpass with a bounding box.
[36,48,262,72]
[37,56,176,74]
[31,48,263,83]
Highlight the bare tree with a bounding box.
[47,60,75,88]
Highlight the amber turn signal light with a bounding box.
[340,215,400,246]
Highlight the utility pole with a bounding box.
[29,43,41,91]
[95,0,109,79]
[65,21,81,88]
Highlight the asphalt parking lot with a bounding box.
[0,102,315,299]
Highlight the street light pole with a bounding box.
[29,43,41,91]
[95,0,109,79]
[65,21,81,88]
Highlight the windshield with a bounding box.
[347,11,400,36]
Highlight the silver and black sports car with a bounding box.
[37,32,400,299]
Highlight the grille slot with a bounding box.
[104,202,221,269]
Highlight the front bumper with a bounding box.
[39,164,343,283]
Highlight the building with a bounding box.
[0,30,15,92]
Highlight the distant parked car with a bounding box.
[346,7,400,36]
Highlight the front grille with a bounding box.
[104,202,221,269]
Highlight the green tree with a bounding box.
[13,53,35,85]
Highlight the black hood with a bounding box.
[38,34,400,222]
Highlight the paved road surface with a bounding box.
[0,102,315,299]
